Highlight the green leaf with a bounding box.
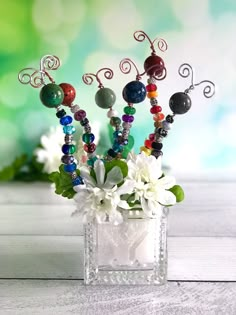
[48,164,80,199]
[104,160,128,179]
[169,185,185,203]
[121,135,134,159]
[0,154,28,181]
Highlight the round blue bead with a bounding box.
[113,130,122,138]
[72,176,84,186]
[60,115,73,126]
[63,125,76,135]
[112,142,123,152]
[87,156,98,167]
[122,81,146,104]
[64,162,77,172]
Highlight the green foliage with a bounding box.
[169,185,185,203]
[121,135,135,159]
[49,164,80,199]
[104,160,128,179]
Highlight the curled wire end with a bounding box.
[178,63,194,81]
[41,55,60,71]
[18,68,44,88]
[133,30,168,54]
[119,58,141,80]
[82,68,114,88]
[195,80,215,98]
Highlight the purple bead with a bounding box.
[74,110,86,121]
[122,114,134,123]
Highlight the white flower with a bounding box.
[34,126,64,174]
[126,152,176,217]
[73,159,135,223]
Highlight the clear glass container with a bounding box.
[84,207,168,285]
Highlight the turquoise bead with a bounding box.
[40,83,64,108]
[82,133,95,144]
[95,87,116,109]
[63,125,76,135]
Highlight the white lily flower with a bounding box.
[126,152,176,217]
[73,159,135,224]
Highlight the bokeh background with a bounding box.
[0,0,235,179]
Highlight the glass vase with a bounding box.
[84,207,168,285]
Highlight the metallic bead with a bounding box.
[64,134,73,143]
[70,105,80,113]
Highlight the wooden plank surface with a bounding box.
[0,280,236,315]
[1,236,236,281]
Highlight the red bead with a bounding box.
[153,112,165,121]
[144,139,153,149]
[144,55,165,77]
[149,133,155,141]
[84,143,96,153]
[59,83,76,106]
[150,105,162,114]
[146,83,157,92]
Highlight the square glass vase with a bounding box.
[84,207,168,285]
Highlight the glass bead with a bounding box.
[162,120,171,130]
[169,92,191,114]
[107,108,118,118]
[166,115,174,123]
[63,125,76,135]
[146,83,157,92]
[150,105,162,114]
[123,139,129,145]
[122,122,132,129]
[80,118,89,126]
[64,162,77,172]
[154,121,162,128]
[64,134,73,143]
[82,133,95,144]
[144,55,165,77]
[72,176,84,186]
[124,106,136,115]
[140,146,151,155]
[84,125,91,133]
[84,143,96,153]
[107,148,117,158]
[95,87,116,109]
[157,128,168,137]
[153,113,165,121]
[113,130,122,138]
[122,115,134,123]
[40,83,64,108]
[59,83,76,106]
[151,142,163,150]
[144,139,153,149]
[74,109,86,121]
[110,117,121,126]
[70,105,80,113]
[150,98,158,106]
[60,115,73,125]
[147,91,158,99]
[151,150,163,158]
[61,155,74,164]
[56,109,66,118]
[149,133,155,141]
[122,81,146,104]
[87,156,98,167]
[62,144,76,154]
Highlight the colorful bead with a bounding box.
[84,124,91,133]
[140,146,151,155]
[70,105,80,113]
[162,120,171,130]
[72,176,84,186]
[124,106,136,115]
[110,117,121,126]
[61,155,75,164]
[84,143,96,153]
[63,125,76,135]
[149,133,155,141]
[60,115,73,125]
[56,109,66,118]
[123,139,129,145]
[59,83,76,106]
[113,130,122,138]
[82,133,95,144]
[169,92,191,114]
[122,81,146,104]
[107,148,117,158]
[150,105,162,114]
[144,55,165,77]
[80,118,89,126]
[157,128,168,137]
[166,115,174,123]
[154,121,162,128]
[122,115,134,123]
[151,142,163,150]
[151,150,163,158]
[144,139,153,149]
[62,144,76,154]
[40,83,64,108]
[112,142,123,152]
[147,91,158,99]
[146,83,157,92]
[64,134,73,143]
[150,98,158,105]
[74,109,86,121]
[107,108,118,118]
[95,87,116,109]
[87,156,98,167]
[153,112,165,121]
[122,122,132,129]
[64,162,77,172]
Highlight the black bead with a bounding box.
[166,114,174,123]
[151,150,163,158]
[80,118,89,126]
[157,128,168,137]
[169,92,191,114]
[107,148,117,158]
[56,109,66,118]
[151,142,163,150]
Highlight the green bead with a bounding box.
[68,144,76,154]
[110,116,121,126]
[95,87,116,109]
[82,133,95,144]
[124,106,136,115]
[40,83,64,108]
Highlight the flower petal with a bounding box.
[80,166,96,187]
[103,166,123,189]
[158,189,176,205]
[158,175,176,189]
[94,160,105,187]
[116,179,135,196]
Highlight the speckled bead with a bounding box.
[122,81,146,104]
[40,83,64,108]
[95,87,116,109]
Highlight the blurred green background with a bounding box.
[0,0,235,178]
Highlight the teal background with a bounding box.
[0,0,235,177]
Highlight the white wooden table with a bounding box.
[0,182,236,314]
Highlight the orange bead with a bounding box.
[144,139,153,149]
[153,112,165,121]
[147,91,158,99]
[154,121,162,128]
